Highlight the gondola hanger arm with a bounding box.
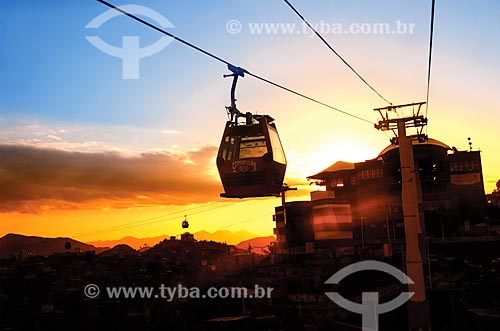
[224,65,247,123]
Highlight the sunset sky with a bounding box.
[1,0,499,242]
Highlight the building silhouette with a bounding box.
[274,138,488,255]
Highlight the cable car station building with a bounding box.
[273,138,487,256]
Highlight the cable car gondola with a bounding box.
[216,66,287,198]
[182,215,189,229]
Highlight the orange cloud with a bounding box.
[0,144,222,213]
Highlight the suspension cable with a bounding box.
[74,201,241,238]
[425,0,436,118]
[96,0,374,125]
[282,0,392,105]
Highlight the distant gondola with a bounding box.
[217,65,286,198]
[182,215,189,229]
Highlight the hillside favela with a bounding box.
[1,1,500,331]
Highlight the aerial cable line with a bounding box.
[74,203,229,237]
[207,213,274,232]
[75,203,234,238]
[96,0,373,125]
[425,0,436,118]
[246,72,373,124]
[282,0,392,106]
[76,205,234,239]
[74,201,242,238]
[74,198,269,239]
[168,213,274,241]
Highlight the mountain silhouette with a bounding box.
[98,244,139,257]
[87,229,261,249]
[88,235,168,250]
[236,236,275,255]
[0,231,273,259]
[0,233,105,259]
[194,229,258,244]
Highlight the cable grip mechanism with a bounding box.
[224,65,247,124]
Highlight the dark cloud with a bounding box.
[0,144,223,213]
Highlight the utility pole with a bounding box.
[374,102,431,331]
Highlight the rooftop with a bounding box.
[308,161,354,180]
[378,137,450,157]
[309,138,451,180]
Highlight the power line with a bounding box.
[96,0,374,125]
[282,0,392,106]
